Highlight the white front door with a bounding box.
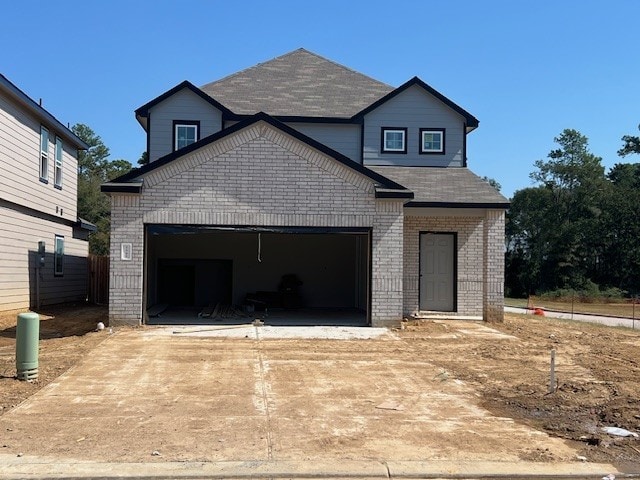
[419,233,455,311]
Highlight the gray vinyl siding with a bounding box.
[362,84,465,167]
[0,203,88,311]
[0,90,78,221]
[148,88,222,162]
[285,123,361,162]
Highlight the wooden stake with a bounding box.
[549,349,556,393]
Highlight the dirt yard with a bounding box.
[0,304,108,414]
[0,305,638,469]
[401,316,640,469]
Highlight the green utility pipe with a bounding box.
[16,312,39,381]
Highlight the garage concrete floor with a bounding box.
[0,324,603,470]
[147,307,368,326]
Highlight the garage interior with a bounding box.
[144,226,369,326]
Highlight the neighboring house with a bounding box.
[0,73,93,312]
[102,49,508,327]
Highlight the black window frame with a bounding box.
[172,120,200,151]
[54,136,63,189]
[380,127,408,154]
[54,234,64,277]
[419,128,446,155]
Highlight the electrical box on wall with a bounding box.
[121,243,132,261]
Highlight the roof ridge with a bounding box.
[201,48,392,90]
[297,49,393,89]
[201,49,307,88]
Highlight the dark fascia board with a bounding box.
[77,217,97,232]
[352,76,479,130]
[100,182,143,194]
[0,73,89,149]
[375,189,414,199]
[134,80,235,129]
[406,201,510,209]
[108,111,410,193]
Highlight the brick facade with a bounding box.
[371,200,404,327]
[403,215,484,317]
[108,121,404,326]
[403,211,505,322]
[483,209,505,322]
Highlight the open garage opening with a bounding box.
[144,226,370,326]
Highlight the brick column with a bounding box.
[108,194,144,326]
[371,200,404,327]
[483,209,505,322]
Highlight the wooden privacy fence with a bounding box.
[88,254,109,304]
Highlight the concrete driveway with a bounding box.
[0,324,619,478]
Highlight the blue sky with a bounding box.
[2,0,639,198]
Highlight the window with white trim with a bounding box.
[419,128,445,154]
[54,235,64,276]
[173,121,199,150]
[54,136,63,188]
[40,126,49,181]
[381,127,407,153]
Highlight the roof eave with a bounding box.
[100,181,143,194]
[375,189,414,199]
[134,80,235,128]
[405,201,510,209]
[0,73,89,149]
[352,76,479,128]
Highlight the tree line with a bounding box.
[506,126,640,299]
[72,124,139,255]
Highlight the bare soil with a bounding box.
[0,304,108,414]
[0,305,639,469]
[401,315,640,469]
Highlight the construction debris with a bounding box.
[198,303,248,320]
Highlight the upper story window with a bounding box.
[54,137,63,189]
[381,127,407,154]
[420,128,445,154]
[173,120,200,151]
[40,126,49,182]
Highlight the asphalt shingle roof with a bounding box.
[368,166,509,206]
[200,48,394,117]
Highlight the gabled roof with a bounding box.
[200,48,395,118]
[134,80,235,128]
[104,112,412,199]
[369,166,509,208]
[0,73,89,149]
[354,77,479,131]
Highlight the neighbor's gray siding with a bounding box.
[285,122,361,162]
[0,203,88,311]
[363,84,465,167]
[148,88,222,162]
[0,89,79,221]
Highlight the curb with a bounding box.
[0,456,628,479]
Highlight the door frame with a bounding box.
[418,231,458,312]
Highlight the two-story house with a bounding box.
[0,73,93,311]
[102,49,508,327]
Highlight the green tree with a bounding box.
[137,151,149,166]
[72,124,132,255]
[506,129,607,295]
[618,124,640,157]
[481,176,502,192]
[597,162,640,293]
